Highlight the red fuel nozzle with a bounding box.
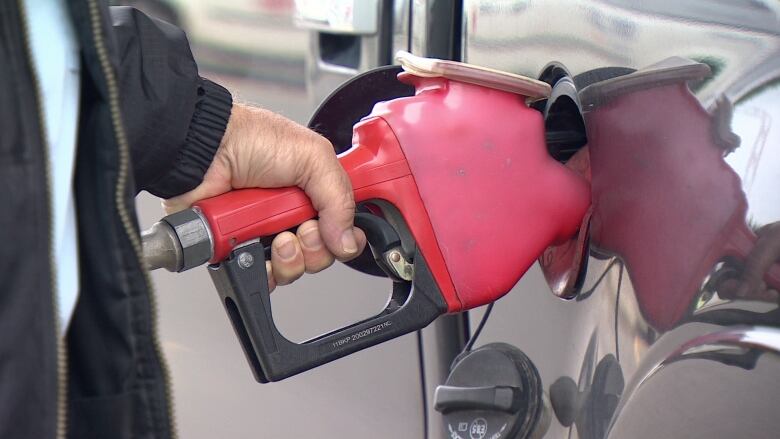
[141,55,591,382]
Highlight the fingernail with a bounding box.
[341,228,358,254]
[300,227,322,250]
[276,237,297,260]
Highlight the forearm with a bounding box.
[110,6,232,198]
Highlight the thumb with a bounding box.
[302,147,366,261]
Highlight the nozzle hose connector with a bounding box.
[141,208,213,272]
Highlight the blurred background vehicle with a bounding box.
[121,0,308,118]
[124,1,780,438]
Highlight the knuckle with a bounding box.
[306,137,335,163]
[326,190,356,217]
[297,220,320,237]
[312,134,336,154]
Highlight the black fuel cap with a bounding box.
[434,343,547,439]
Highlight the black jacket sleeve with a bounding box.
[110,6,232,198]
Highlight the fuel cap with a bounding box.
[434,343,548,439]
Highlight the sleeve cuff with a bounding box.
[146,78,233,199]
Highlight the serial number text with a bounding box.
[331,321,392,348]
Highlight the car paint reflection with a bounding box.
[463,1,780,438]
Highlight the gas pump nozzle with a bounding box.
[141,52,591,382]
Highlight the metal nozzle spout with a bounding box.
[141,208,214,272]
[141,221,184,272]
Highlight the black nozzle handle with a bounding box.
[208,214,447,382]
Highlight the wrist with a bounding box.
[219,103,253,176]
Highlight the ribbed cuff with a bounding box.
[148,78,233,199]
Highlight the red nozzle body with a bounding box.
[195,74,591,313]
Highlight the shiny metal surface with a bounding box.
[384,247,414,281]
[411,0,462,59]
[164,208,213,272]
[410,0,428,56]
[142,220,182,272]
[294,0,382,34]
[460,1,780,438]
[142,208,216,273]
[463,0,780,107]
[392,0,411,56]
[300,0,397,106]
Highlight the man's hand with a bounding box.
[164,103,367,290]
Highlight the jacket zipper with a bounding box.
[84,0,178,437]
[16,1,68,438]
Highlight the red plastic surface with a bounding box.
[539,147,593,298]
[369,73,591,310]
[196,72,591,313]
[195,117,461,311]
[586,83,780,330]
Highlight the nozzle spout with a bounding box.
[141,221,184,272]
[141,208,214,272]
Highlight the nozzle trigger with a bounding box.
[354,213,413,282]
